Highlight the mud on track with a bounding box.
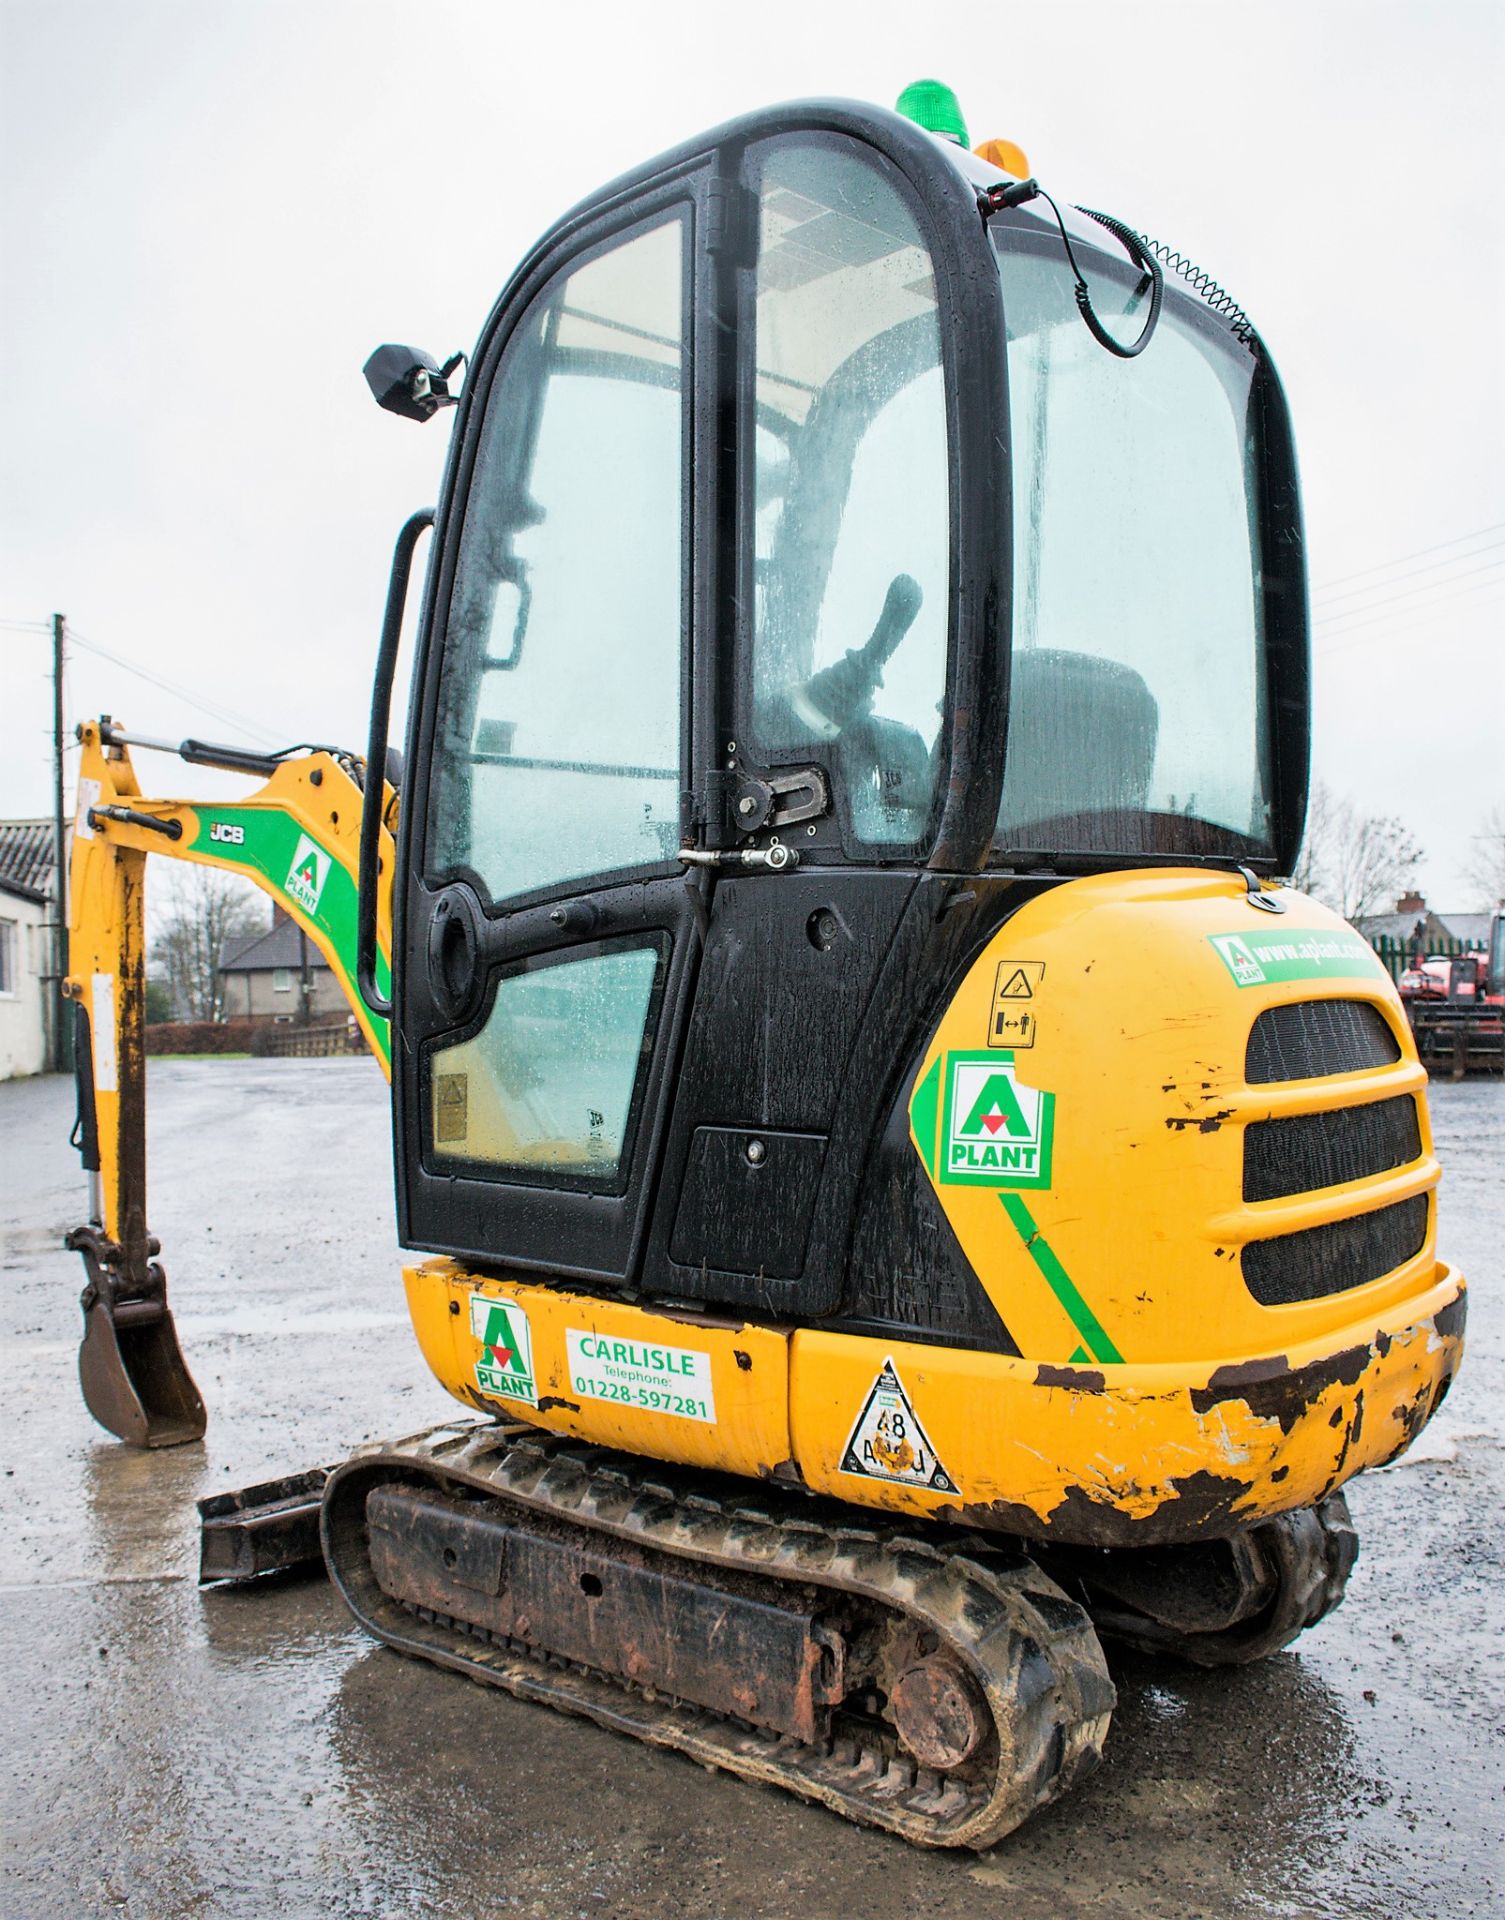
[2,1060,1500,1919]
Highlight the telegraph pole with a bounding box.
[51,612,68,1073]
[297,924,312,1027]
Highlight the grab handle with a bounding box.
[358,507,433,1017]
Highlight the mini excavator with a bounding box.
[64,85,1465,1847]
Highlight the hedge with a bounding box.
[144,1020,260,1055]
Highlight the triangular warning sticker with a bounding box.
[839,1358,955,1493]
[998,968,1034,1000]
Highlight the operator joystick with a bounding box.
[785,574,924,742]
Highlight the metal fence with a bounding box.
[254,1022,367,1059]
[1368,934,1483,985]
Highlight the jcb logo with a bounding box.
[208,822,245,845]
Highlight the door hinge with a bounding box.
[689,768,735,843]
[706,178,758,266]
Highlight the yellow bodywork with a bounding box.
[407,868,1464,1548]
[66,733,1462,1546]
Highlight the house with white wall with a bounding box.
[0,820,58,1080]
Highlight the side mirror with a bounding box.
[480,571,533,673]
[363,344,465,422]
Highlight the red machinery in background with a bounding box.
[1398,911,1504,1076]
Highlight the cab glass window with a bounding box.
[427,216,686,902]
[428,940,666,1184]
[993,225,1274,859]
[744,140,950,849]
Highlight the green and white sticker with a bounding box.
[1208,928,1385,988]
[285,832,333,915]
[935,1051,1055,1188]
[565,1329,716,1424]
[470,1294,537,1406]
[187,804,391,1068]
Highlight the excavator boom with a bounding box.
[64,718,394,1445]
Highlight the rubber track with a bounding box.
[1058,1492,1360,1668]
[322,1422,1115,1849]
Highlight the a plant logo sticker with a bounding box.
[1208,928,1383,988]
[1210,934,1267,986]
[285,833,332,916]
[470,1293,538,1406]
[939,1051,1055,1188]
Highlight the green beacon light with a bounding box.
[894,78,969,147]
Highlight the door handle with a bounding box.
[426,883,487,1027]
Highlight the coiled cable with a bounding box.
[979,178,1259,357]
[1036,191,1163,358]
[1120,232,1257,346]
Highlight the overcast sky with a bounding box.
[2,0,1501,903]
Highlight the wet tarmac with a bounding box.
[1,1058,1500,1919]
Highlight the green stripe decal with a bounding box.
[189,804,391,1069]
[998,1192,1123,1365]
[910,1057,941,1178]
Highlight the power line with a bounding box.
[1313,568,1505,648]
[1310,520,1505,596]
[1313,553,1505,635]
[66,628,283,748]
[1316,573,1505,651]
[9,614,285,748]
[1316,575,1505,657]
[1311,532,1505,610]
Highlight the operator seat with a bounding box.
[996,647,1160,842]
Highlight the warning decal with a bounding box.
[435,1072,468,1143]
[839,1358,955,1493]
[988,960,1045,1049]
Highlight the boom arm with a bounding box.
[65,718,395,1446]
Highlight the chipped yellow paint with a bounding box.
[911,869,1441,1366]
[789,1266,1464,1542]
[403,867,1466,1547]
[407,1254,1463,1545]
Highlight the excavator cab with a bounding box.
[388,102,1305,1316]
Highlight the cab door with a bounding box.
[395,189,705,1284]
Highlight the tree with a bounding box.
[1293,781,1424,922]
[144,978,175,1024]
[152,865,264,1022]
[1461,803,1505,910]
[1289,781,1333,899]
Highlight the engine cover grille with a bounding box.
[1241,997,1426,1305]
[1242,1195,1429,1306]
[1243,1095,1422,1203]
[1246,1000,1400,1083]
